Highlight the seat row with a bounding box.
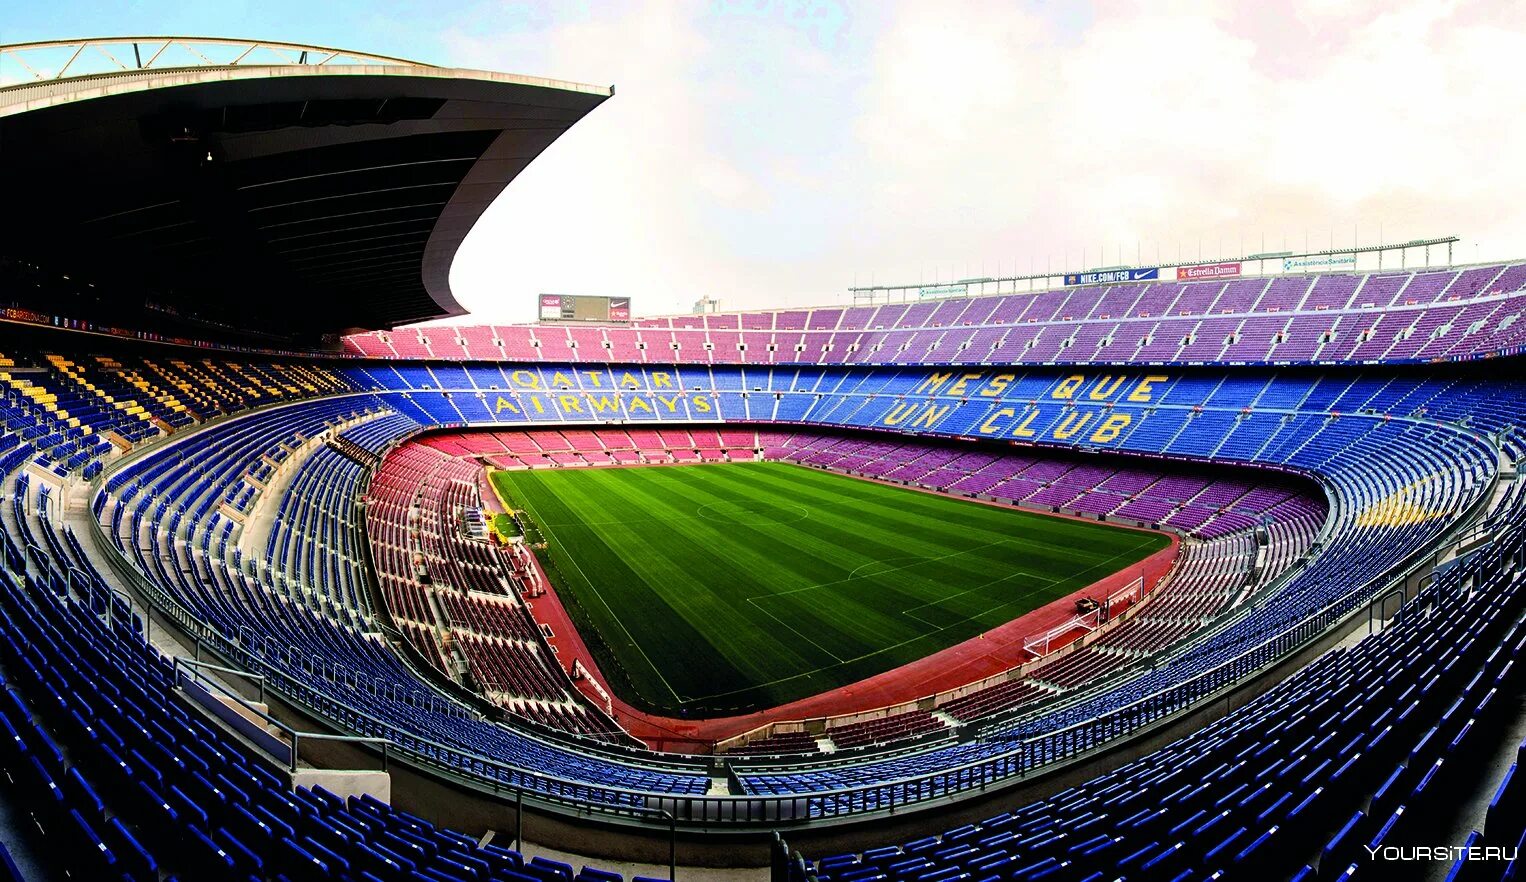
[0,490,668,882]
[344,262,1526,367]
[787,487,1526,880]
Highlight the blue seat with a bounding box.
[214,826,265,876]
[64,808,118,878]
[106,817,156,881]
[186,825,237,878]
[276,836,329,878]
[1486,763,1520,845]
[1320,811,1366,875]
[0,841,25,882]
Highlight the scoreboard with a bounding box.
[538,294,632,323]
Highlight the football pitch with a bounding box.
[491,462,1168,716]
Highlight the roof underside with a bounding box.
[0,64,608,340]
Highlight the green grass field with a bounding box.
[491,462,1167,716]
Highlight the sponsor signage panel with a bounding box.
[1283,255,1357,271]
[1176,262,1242,281]
[538,294,633,323]
[1064,267,1158,286]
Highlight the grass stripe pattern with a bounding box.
[491,462,1168,716]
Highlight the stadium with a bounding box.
[0,26,1523,882]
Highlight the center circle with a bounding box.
[696,501,811,526]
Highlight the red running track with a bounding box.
[482,467,1180,753]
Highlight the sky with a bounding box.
[5,1,1526,324]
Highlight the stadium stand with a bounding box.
[31,356,1491,807]
[364,438,624,738]
[0,491,668,881]
[388,424,1324,750]
[5,337,1518,875]
[81,363,1503,777]
[95,396,690,795]
[3,30,1521,879]
[0,331,1514,880]
[784,489,1526,881]
[344,261,1526,367]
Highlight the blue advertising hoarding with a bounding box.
[1063,267,1159,286]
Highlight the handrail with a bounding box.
[71,383,1513,827]
[968,446,1494,743]
[1007,463,1495,732]
[127,467,1480,796]
[175,655,267,705]
[847,236,1463,295]
[997,531,1504,773]
[172,655,392,774]
[0,37,430,91]
[111,479,1504,826]
[1369,586,1407,635]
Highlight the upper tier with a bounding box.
[345,261,1526,366]
[0,37,610,342]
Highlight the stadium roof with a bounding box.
[0,37,611,340]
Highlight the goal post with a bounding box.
[1108,576,1146,609]
[1023,574,1147,658]
[1023,606,1103,658]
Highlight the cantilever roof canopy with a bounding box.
[0,38,610,340]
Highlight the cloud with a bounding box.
[430,0,1526,324]
[845,0,1526,278]
[437,0,727,322]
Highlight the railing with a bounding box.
[996,470,1504,761]
[957,462,1437,743]
[172,656,392,774]
[846,236,1461,300]
[1008,593,1358,768]
[68,387,1509,828]
[0,36,427,88]
[90,491,1499,826]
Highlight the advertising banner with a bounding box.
[539,294,632,323]
[1283,255,1356,271]
[1064,267,1158,286]
[1176,262,1242,281]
